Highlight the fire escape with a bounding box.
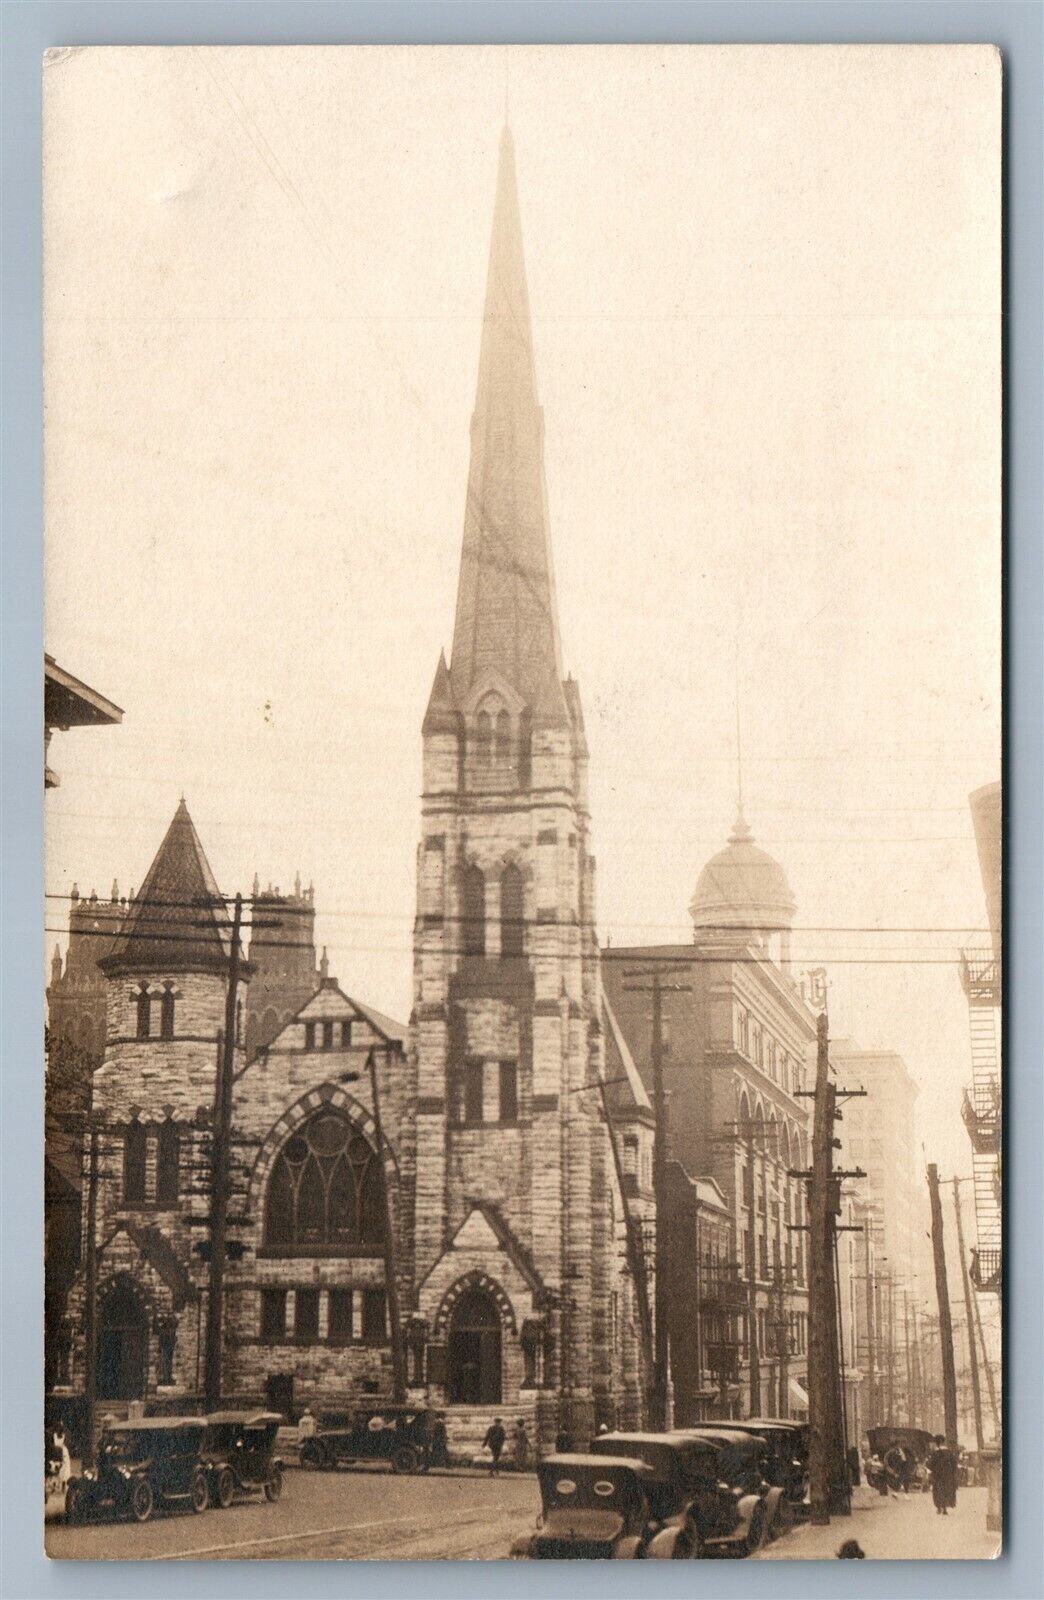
[959,950,1001,1294]
[701,1256,746,1416]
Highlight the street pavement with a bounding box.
[45,1466,538,1562]
[754,1484,1000,1561]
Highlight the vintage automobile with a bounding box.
[676,1427,788,1541]
[592,1430,764,1557]
[510,1454,669,1559]
[867,1426,934,1493]
[708,1419,809,1523]
[201,1412,284,1507]
[299,1404,437,1475]
[65,1418,209,1525]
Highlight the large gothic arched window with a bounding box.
[264,1112,384,1255]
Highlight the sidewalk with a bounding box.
[755,1485,1000,1561]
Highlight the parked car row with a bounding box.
[511,1418,810,1560]
[64,1413,284,1526]
[300,1404,445,1475]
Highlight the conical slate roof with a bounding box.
[100,799,231,976]
[448,127,568,723]
[690,806,796,934]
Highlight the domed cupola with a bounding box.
[690,805,796,937]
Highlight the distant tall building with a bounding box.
[829,1039,926,1298]
[605,806,818,1423]
[244,876,323,1059]
[403,126,647,1451]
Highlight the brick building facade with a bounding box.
[603,806,818,1423]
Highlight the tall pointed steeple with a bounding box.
[449,127,567,720]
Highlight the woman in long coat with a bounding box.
[928,1436,958,1514]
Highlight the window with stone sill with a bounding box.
[327,1288,353,1344]
[155,1119,180,1207]
[122,1119,147,1204]
[159,984,175,1040]
[295,1287,320,1342]
[498,1060,518,1124]
[361,1287,387,1342]
[260,1287,287,1341]
[463,1058,484,1125]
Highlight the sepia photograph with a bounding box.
[41,43,1001,1561]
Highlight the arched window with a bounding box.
[500,862,524,958]
[475,711,493,764]
[517,708,532,789]
[494,709,512,761]
[159,984,175,1040]
[156,1119,179,1207]
[123,1120,146,1204]
[263,1112,384,1255]
[461,864,486,956]
[136,986,151,1041]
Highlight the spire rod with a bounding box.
[731,616,752,844]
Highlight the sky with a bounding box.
[44,45,1000,1196]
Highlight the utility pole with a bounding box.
[806,1009,839,1523]
[903,1290,914,1425]
[368,1045,407,1405]
[622,963,690,1433]
[82,1124,100,1467]
[744,1117,762,1419]
[863,1225,876,1431]
[926,1163,958,1450]
[204,892,243,1413]
[951,1178,985,1455]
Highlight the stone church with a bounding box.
[57,127,650,1455]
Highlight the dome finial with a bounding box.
[730,802,754,845]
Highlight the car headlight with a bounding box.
[118,1468,132,1480]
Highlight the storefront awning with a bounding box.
[788,1379,809,1410]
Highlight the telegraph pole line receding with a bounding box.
[204,891,244,1413]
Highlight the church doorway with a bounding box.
[96,1279,148,1401]
[447,1287,502,1405]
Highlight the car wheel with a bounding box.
[300,1439,326,1470]
[215,1468,235,1509]
[746,1507,766,1554]
[190,1470,210,1514]
[263,1467,283,1502]
[392,1446,420,1475]
[129,1477,154,1523]
[65,1484,85,1525]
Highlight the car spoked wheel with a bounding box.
[190,1470,210,1514]
[129,1477,154,1523]
[263,1467,283,1502]
[746,1507,766,1554]
[392,1446,420,1475]
[215,1468,235,1509]
[65,1484,85,1525]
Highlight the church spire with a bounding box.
[449,127,567,721]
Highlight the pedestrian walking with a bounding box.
[483,1417,506,1477]
[297,1404,317,1441]
[928,1435,958,1516]
[430,1413,449,1469]
[512,1419,531,1472]
[51,1422,71,1494]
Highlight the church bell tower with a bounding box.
[408,128,612,1447]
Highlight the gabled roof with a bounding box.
[257,981,408,1054]
[457,1198,546,1296]
[100,800,231,977]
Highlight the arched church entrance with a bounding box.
[447,1287,502,1405]
[96,1278,148,1401]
